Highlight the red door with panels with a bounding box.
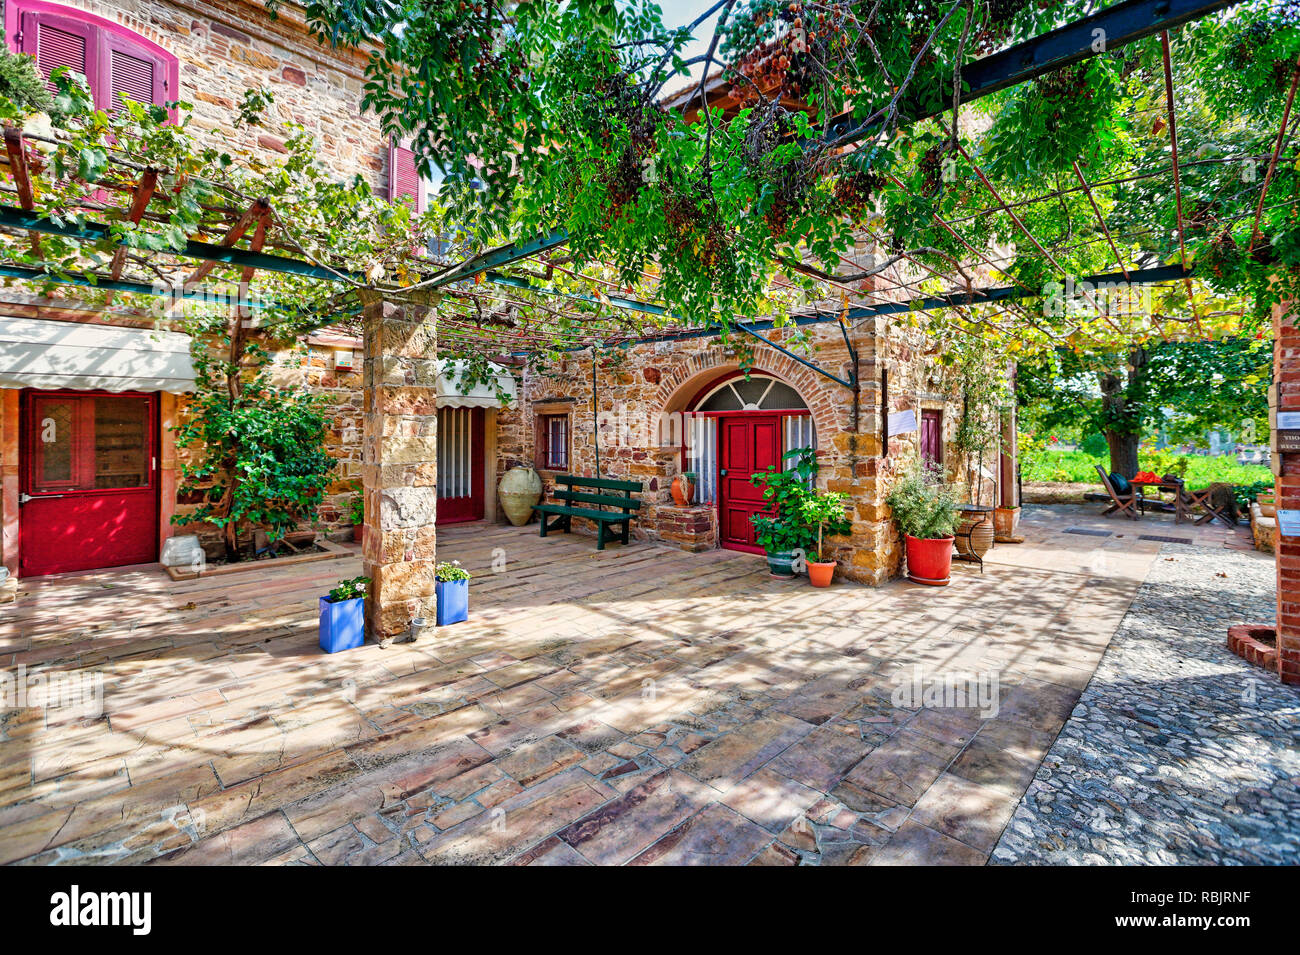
[436,406,485,525]
[20,390,159,576]
[717,415,782,554]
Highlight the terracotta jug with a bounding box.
[499,466,542,526]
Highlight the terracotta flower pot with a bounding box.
[671,475,695,506]
[955,508,994,559]
[905,534,954,586]
[806,559,836,587]
[993,506,1020,536]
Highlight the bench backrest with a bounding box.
[554,474,643,513]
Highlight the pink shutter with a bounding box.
[100,26,168,111]
[10,3,175,116]
[20,9,95,95]
[388,138,423,211]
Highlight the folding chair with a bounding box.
[1095,465,1144,520]
[1180,482,1236,527]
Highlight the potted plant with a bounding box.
[750,447,819,578]
[797,489,852,587]
[435,560,472,626]
[347,488,364,543]
[320,575,369,653]
[886,464,960,586]
[671,470,697,506]
[751,513,804,578]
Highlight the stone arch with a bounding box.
[652,342,841,446]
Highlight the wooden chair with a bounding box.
[1095,465,1144,520]
[1178,482,1236,527]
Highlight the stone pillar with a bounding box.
[1272,298,1300,685]
[361,291,439,645]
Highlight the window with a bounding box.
[541,414,569,471]
[921,409,943,471]
[693,373,808,413]
[7,2,177,115]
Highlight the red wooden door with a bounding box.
[20,391,159,576]
[718,415,781,554]
[436,406,485,525]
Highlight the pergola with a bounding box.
[1,0,1297,680]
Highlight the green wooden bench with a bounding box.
[533,474,643,550]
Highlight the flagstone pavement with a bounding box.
[0,505,1264,865]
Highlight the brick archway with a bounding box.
[652,343,840,444]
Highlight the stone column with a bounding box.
[361,290,439,645]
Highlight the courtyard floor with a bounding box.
[0,504,1292,865]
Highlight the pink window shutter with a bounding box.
[388,138,423,212]
[19,8,96,95]
[9,2,177,118]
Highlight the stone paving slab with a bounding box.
[1,504,1246,865]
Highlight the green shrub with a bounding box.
[436,560,471,582]
[885,464,960,540]
[327,576,369,602]
[0,48,53,118]
[172,375,337,545]
[1079,432,1108,456]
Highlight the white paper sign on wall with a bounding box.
[888,409,917,436]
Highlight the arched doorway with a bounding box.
[683,370,816,554]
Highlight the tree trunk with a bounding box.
[1106,428,1140,478]
[1099,347,1147,478]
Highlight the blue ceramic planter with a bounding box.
[436,578,469,626]
[319,595,365,653]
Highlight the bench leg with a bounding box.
[596,523,607,550]
[621,520,630,545]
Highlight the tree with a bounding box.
[1016,339,1272,475]
[271,0,1298,353]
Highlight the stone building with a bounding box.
[0,0,1012,593]
[0,0,415,576]
[493,310,1001,586]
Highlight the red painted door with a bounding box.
[20,391,159,576]
[436,406,485,525]
[718,415,781,554]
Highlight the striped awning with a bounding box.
[0,317,196,393]
[435,359,517,409]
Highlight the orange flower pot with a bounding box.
[806,559,836,587]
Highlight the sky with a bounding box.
[647,0,722,94]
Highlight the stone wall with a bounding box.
[499,316,991,585]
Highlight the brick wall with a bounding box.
[1271,299,1299,685]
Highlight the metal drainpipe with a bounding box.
[591,347,600,477]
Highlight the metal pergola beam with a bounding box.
[517,263,1196,356]
[0,206,360,282]
[822,0,1245,145]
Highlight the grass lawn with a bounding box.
[1022,449,1272,486]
